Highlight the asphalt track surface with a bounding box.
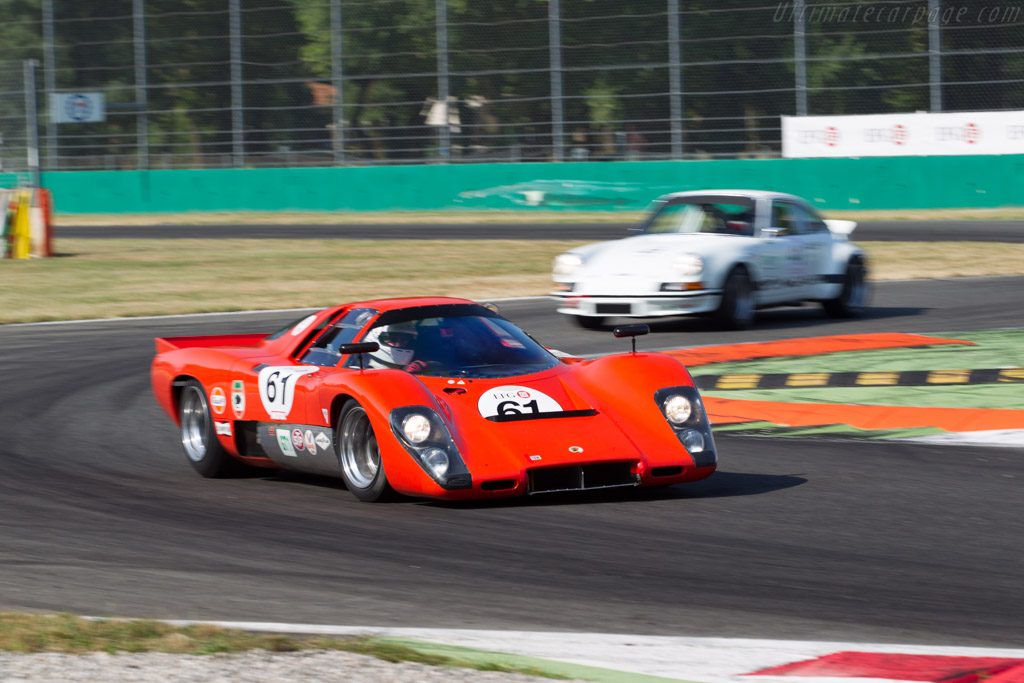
[57,219,1024,242]
[2,276,1023,646]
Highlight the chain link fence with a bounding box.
[0,63,31,178]
[0,0,1021,171]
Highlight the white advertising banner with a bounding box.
[782,111,1024,158]
[49,93,106,124]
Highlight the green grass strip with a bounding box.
[690,330,1024,377]
[696,329,1024,412]
[382,637,699,683]
[713,421,946,440]
[703,383,1024,411]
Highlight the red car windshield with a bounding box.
[349,305,559,378]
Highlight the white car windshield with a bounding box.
[641,200,755,237]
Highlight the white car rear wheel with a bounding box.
[823,257,868,318]
[716,267,755,330]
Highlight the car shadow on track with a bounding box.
[257,469,805,508]
[577,305,928,335]
[418,471,806,510]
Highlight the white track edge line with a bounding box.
[4,296,548,327]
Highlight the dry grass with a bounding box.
[863,241,1024,280]
[56,207,1024,226]
[2,239,1022,324]
[56,211,646,226]
[825,207,1024,221]
[0,612,563,678]
[0,238,588,323]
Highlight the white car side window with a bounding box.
[771,202,812,236]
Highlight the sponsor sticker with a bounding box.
[315,431,331,452]
[215,421,232,437]
[322,408,329,424]
[569,446,584,453]
[291,428,305,452]
[290,314,318,337]
[304,429,316,456]
[231,380,245,419]
[210,387,227,415]
[477,385,562,419]
[277,430,296,457]
[258,365,318,420]
[529,455,542,461]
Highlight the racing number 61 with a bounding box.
[265,370,291,403]
[497,399,539,416]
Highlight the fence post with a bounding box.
[548,0,564,161]
[436,0,450,161]
[929,0,942,111]
[133,0,149,169]
[668,0,683,159]
[42,0,57,170]
[331,0,345,165]
[23,59,41,189]
[794,0,808,116]
[229,0,244,167]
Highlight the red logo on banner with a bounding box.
[892,124,907,145]
[964,122,980,144]
[825,126,839,147]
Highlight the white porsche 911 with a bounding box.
[551,190,868,329]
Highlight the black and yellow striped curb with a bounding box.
[694,368,1024,390]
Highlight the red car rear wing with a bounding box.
[154,333,269,355]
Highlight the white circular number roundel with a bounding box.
[477,385,562,418]
[258,365,318,420]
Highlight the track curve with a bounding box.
[1,277,1022,646]
[56,219,1024,242]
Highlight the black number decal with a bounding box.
[266,371,280,402]
[522,399,539,414]
[497,401,521,416]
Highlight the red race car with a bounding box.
[151,297,717,502]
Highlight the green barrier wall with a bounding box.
[40,154,1024,214]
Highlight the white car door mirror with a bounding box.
[761,227,782,238]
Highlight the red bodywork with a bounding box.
[152,297,717,500]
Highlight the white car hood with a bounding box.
[581,233,741,275]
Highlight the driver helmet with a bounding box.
[364,322,418,369]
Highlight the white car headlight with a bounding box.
[673,253,703,278]
[663,394,693,424]
[402,413,432,444]
[553,253,584,278]
[678,428,705,453]
[423,447,449,476]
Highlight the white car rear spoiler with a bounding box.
[824,219,857,239]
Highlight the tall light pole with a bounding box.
[549,0,564,161]
[133,0,149,169]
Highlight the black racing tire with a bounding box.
[335,400,394,502]
[715,266,755,330]
[178,379,246,478]
[572,315,606,330]
[823,257,869,318]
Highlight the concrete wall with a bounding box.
[40,154,1024,213]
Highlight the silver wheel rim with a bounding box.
[339,406,380,489]
[181,386,209,463]
[731,274,753,323]
[844,263,867,309]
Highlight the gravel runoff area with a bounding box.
[0,650,585,683]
